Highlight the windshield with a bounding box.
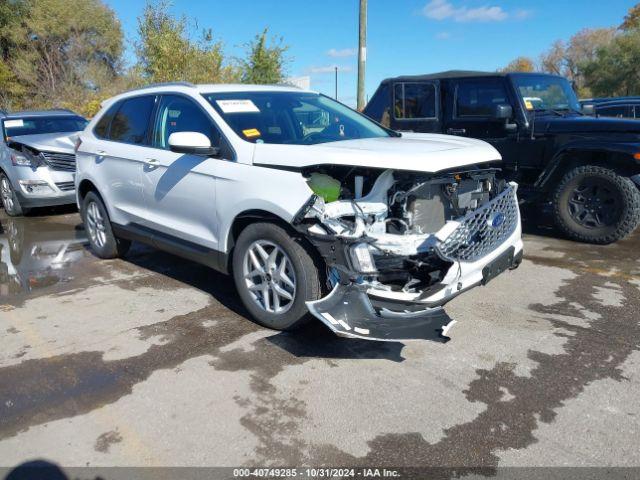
[511,75,581,113]
[2,115,88,140]
[203,91,391,145]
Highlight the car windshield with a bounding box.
[511,75,581,113]
[2,115,87,140]
[203,91,391,145]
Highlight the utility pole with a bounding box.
[357,0,367,111]
[335,66,338,100]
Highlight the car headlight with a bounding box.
[10,150,41,167]
[349,243,377,274]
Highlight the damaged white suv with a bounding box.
[76,83,523,341]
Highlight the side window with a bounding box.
[456,79,509,118]
[597,105,629,118]
[364,84,391,126]
[110,95,155,144]
[394,83,437,120]
[93,102,120,139]
[152,95,221,150]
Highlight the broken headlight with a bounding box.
[349,243,377,274]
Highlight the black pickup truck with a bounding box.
[363,71,640,244]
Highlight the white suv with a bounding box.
[75,82,523,341]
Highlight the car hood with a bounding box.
[535,115,640,135]
[8,132,80,154]
[252,133,501,173]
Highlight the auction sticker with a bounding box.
[4,119,24,128]
[216,99,260,113]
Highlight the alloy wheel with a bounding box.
[1,176,14,212]
[86,201,107,248]
[568,178,621,229]
[242,240,297,314]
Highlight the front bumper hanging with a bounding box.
[306,283,456,342]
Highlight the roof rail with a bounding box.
[127,81,196,93]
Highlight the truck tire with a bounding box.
[232,222,323,331]
[553,165,640,244]
[81,191,131,258]
[0,172,28,217]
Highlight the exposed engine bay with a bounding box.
[292,165,521,341]
[296,166,508,292]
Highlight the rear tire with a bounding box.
[81,191,131,258]
[553,165,640,244]
[0,172,28,217]
[232,222,323,331]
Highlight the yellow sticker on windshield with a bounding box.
[525,100,534,110]
[242,128,261,138]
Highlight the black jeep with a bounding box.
[363,71,640,244]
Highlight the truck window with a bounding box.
[455,79,508,118]
[364,84,391,127]
[393,83,437,120]
[597,105,629,118]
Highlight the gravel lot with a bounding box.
[0,208,639,474]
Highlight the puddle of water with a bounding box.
[0,214,90,298]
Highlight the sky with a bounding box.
[104,0,638,106]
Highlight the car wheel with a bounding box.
[0,172,27,217]
[553,165,640,244]
[81,191,131,258]
[232,222,323,331]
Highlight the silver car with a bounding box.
[0,109,87,216]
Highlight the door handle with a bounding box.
[447,128,466,135]
[145,158,159,166]
[96,150,106,155]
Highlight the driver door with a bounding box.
[140,94,229,251]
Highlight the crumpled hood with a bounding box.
[8,132,80,154]
[252,132,501,173]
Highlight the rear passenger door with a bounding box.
[89,95,156,225]
[389,81,441,132]
[140,94,231,252]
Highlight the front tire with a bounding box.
[553,165,640,244]
[232,222,323,331]
[0,172,28,217]
[81,191,131,258]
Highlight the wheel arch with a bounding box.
[225,209,326,279]
[536,146,640,193]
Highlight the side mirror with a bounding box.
[494,104,513,119]
[168,132,219,156]
[581,104,595,115]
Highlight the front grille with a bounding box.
[55,181,75,192]
[41,151,76,172]
[436,185,519,263]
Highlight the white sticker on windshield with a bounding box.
[4,119,24,128]
[216,99,260,113]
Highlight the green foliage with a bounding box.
[239,29,289,84]
[582,29,640,96]
[136,1,239,84]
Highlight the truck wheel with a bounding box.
[0,172,28,217]
[81,191,131,258]
[232,222,323,331]
[553,165,640,244]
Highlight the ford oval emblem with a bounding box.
[489,212,506,229]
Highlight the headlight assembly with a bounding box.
[10,149,41,167]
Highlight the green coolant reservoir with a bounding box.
[307,173,341,203]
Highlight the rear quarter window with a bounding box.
[93,102,121,139]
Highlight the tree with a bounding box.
[621,3,640,31]
[539,28,616,97]
[2,0,124,111]
[136,1,238,84]
[239,29,289,84]
[582,29,640,96]
[500,56,535,73]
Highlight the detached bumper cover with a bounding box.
[306,283,455,342]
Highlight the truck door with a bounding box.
[389,81,441,133]
[443,77,520,175]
